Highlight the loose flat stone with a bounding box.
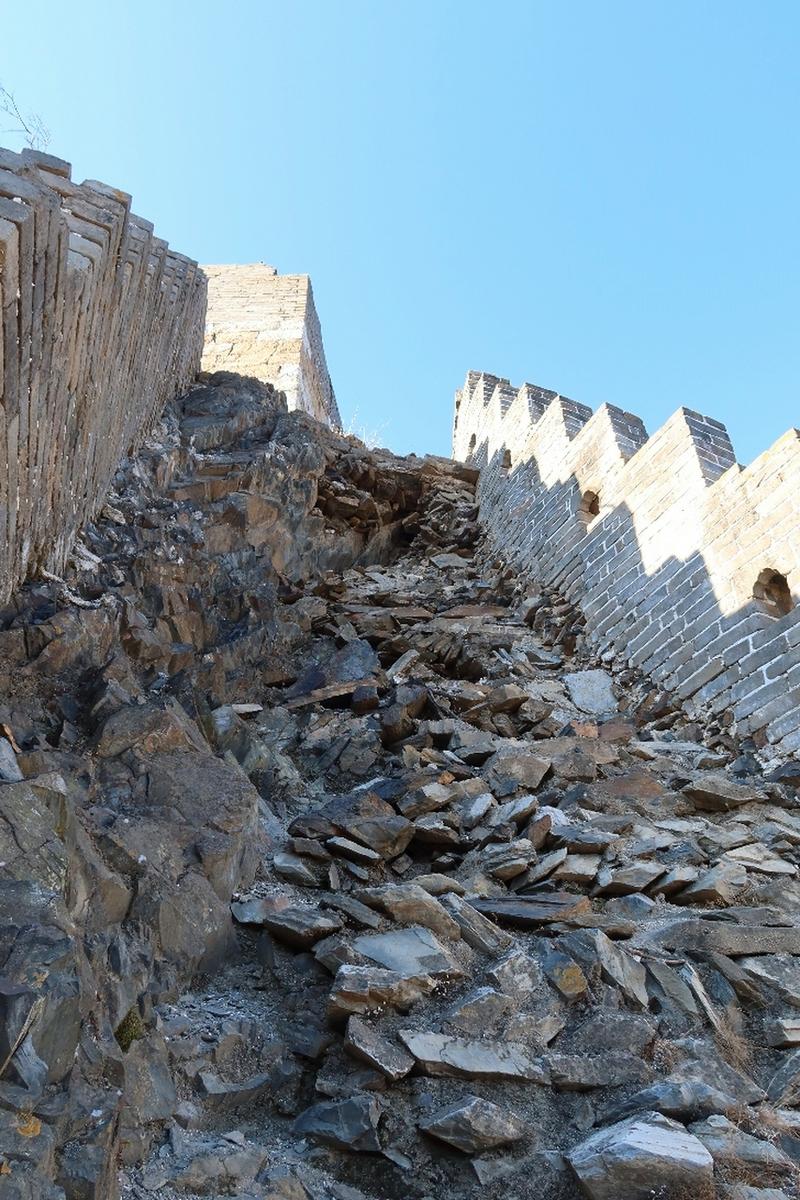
[602,1078,739,1124]
[353,925,464,980]
[470,892,591,929]
[564,669,617,715]
[567,1111,714,1200]
[272,851,322,887]
[328,965,436,1023]
[594,862,665,896]
[649,919,800,957]
[674,860,747,905]
[689,1114,794,1172]
[740,955,800,1007]
[559,928,648,1007]
[551,853,601,886]
[547,1052,649,1091]
[344,1016,414,1081]
[543,951,589,1001]
[440,893,513,955]
[766,1049,800,1104]
[230,896,341,947]
[482,839,537,880]
[293,1094,382,1152]
[682,773,763,811]
[444,987,513,1035]
[724,842,797,876]
[327,836,382,865]
[420,1095,527,1154]
[357,884,461,940]
[399,1031,549,1082]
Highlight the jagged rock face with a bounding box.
[2,371,800,1200]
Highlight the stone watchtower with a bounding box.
[202,262,341,428]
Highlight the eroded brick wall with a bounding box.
[0,146,206,600]
[202,263,341,428]
[453,370,800,760]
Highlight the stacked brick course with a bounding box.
[202,263,340,428]
[453,370,800,760]
[0,146,206,600]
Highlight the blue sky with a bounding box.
[3,1,798,459]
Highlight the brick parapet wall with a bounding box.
[202,263,341,428]
[0,145,206,600]
[453,370,800,760]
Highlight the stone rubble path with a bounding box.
[1,373,800,1200]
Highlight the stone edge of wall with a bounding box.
[0,145,206,600]
[453,369,800,761]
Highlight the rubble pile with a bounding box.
[2,374,800,1200]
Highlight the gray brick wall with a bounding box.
[452,370,800,762]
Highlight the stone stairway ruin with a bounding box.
[1,147,800,1200]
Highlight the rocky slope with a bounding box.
[2,373,800,1200]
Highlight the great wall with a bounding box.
[3,148,800,1200]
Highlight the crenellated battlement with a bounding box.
[453,370,800,759]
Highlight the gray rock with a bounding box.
[356,884,461,940]
[439,892,513,955]
[567,1111,714,1200]
[689,1114,794,1171]
[444,987,513,1035]
[353,925,464,981]
[398,1030,549,1082]
[344,1016,414,1081]
[293,1094,383,1152]
[420,1095,527,1154]
[547,1052,649,1091]
[230,896,342,947]
[328,964,436,1023]
[682,773,763,811]
[602,1077,739,1124]
[564,669,617,715]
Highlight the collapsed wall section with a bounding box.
[202,263,341,428]
[0,145,206,601]
[453,370,800,760]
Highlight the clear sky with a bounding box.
[3,2,798,460]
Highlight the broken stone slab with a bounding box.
[356,884,461,940]
[594,861,665,896]
[398,1031,549,1082]
[563,669,617,715]
[419,1095,528,1154]
[673,859,747,906]
[647,918,800,957]
[482,839,537,880]
[487,794,539,828]
[682,773,763,811]
[724,842,797,876]
[443,987,513,1035]
[352,925,464,981]
[293,1093,382,1152]
[566,1111,714,1200]
[230,896,342,948]
[273,851,323,887]
[344,1016,414,1081]
[688,1114,794,1172]
[601,1078,739,1125]
[326,836,382,866]
[439,892,513,955]
[469,892,592,929]
[766,1049,800,1104]
[740,955,800,1007]
[559,929,649,1007]
[765,1017,800,1047]
[551,853,601,887]
[328,965,435,1023]
[482,747,551,794]
[546,1052,650,1091]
